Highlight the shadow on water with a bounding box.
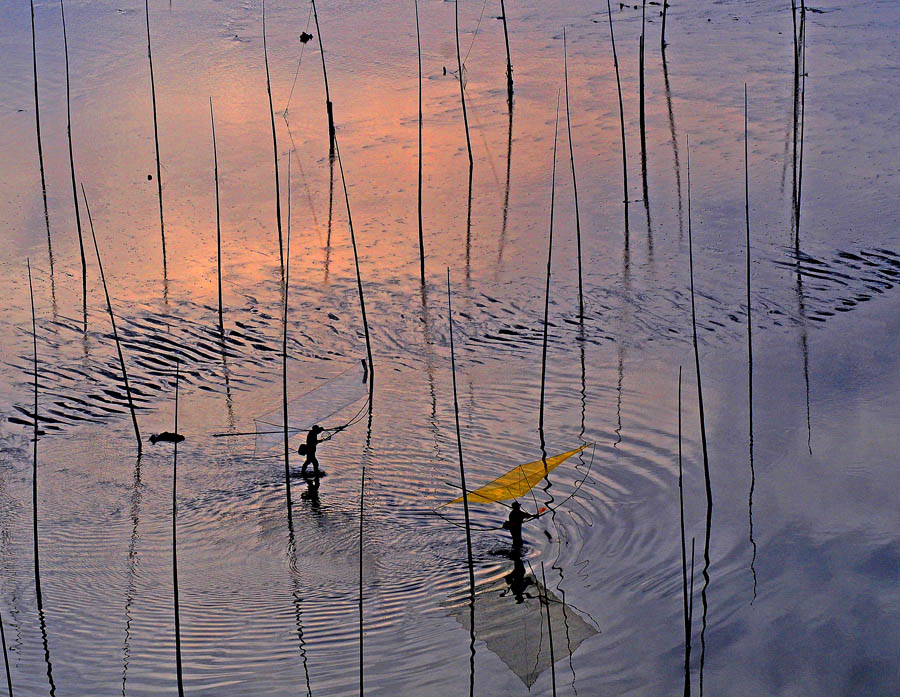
[795,254,813,456]
[418,284,441,470]
[0,602,11,696]
[744,86,758,602]
[218,332,236,432]
[28,260,57,696]
[286,520,313,697]
[545,317,589,695]
[661,44,684,239]
[791,9,813,457]
[677,368,692,697]
[446,272,476,697]
[121,454,142,696]
[605,0,630,242]
[465,165,473,287]
[358,405,374,697]
[686,140,713,697]
[497,103,513,271]
[325,154,335,284]
[170,363,185,697]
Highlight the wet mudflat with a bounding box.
[1,0,899,694]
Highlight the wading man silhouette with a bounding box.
[503,501,537,550]
[298,424,325,477]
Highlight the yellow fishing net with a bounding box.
[449,445,589,504]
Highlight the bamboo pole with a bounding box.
[311,0,336,154]
[144,0,167,277]
[499,0,513,105]
[661,0,669,50]
[263,0,285,282]
[563,28,584,319]
[282,154,293,514]
[31,0,54,290]
[210,97,223,332]
[60,0,88,329]
[639,1,648,206]
[415,0,425,284]
[334,139,375,401]
[538,93,561,442]
[82,187,142,454]
[605,0,630,238]
[455,1,473,169]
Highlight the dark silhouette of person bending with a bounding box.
[299,424,325,476]
[503,501,536,549]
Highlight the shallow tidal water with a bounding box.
[1,0,899,695]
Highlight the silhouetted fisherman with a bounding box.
[503,501,536,549]
[501,552,535,604]
[298,424,325,476]
[149,432,184,445]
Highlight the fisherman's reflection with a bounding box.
[300,471,322,513]
[500,551,536,604]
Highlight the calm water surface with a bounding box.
[1,0,899,694]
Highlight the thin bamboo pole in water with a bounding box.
[447,269,476,697]
[263,0,285,282]
[563,28,584,319]
[31,0,53,287]
[311,0,336,153]
[210,97,223,332]
[605,0,630,238]
[539,93,561,442]
[60,0,87,329]
[661,0,669,49]
[334,139,375,401]
[144,0,167,277]
[415,0,425,284]
[282,155,293,515]
[639,1,648,204]
[500,0,514,105]
[455,0,473,169]
[82,187,142,454]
